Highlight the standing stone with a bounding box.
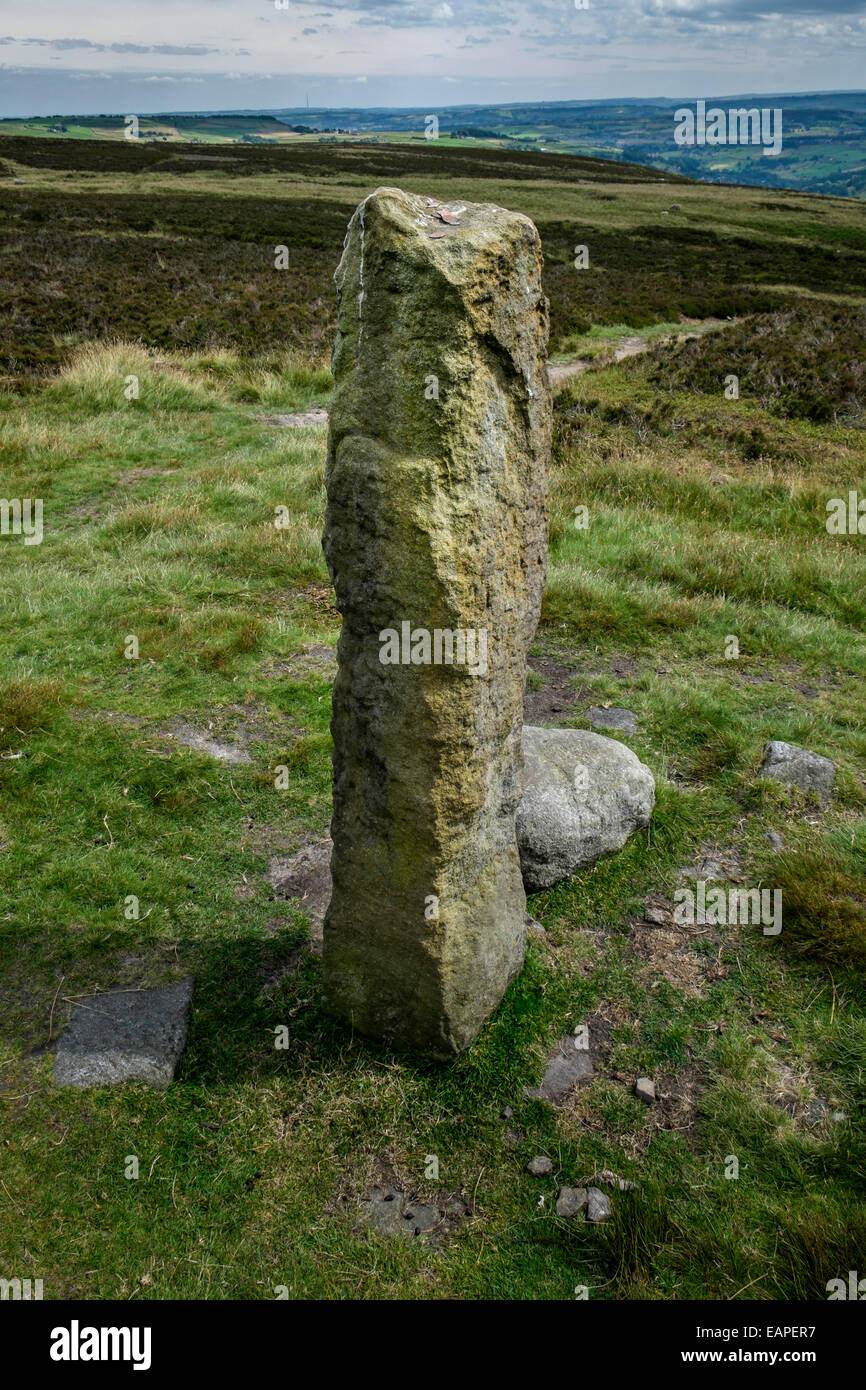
[322,187,551,1056]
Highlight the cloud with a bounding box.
[0,37,219,55]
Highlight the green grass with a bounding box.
[0,136,864,1300]
[0,327,863,1300]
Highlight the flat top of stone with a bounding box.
[345,186,540,267]
[522,723,648,769]
[255,409,328,429]
[762,740,834,770]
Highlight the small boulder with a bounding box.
[758,741,835,800]
[634,1077,656,1104]
[517,726,655,892]
[556,1186,588,1218]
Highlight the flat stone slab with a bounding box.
[524,1032,594,1104]
[54,979,194,1089]
[517,725,655,893]
[527,1155,554,1176]
[759,740,835,799]
[586,706,638,734]
[363,1187,439,1238]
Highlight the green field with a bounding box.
[0,135,864,1300]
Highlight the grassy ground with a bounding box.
[1,332,863,1300]
[0,137,864,1300]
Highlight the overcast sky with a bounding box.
[1,0,864,117]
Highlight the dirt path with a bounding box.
[546,333,673,387]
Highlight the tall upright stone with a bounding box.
[322,187,550,1056]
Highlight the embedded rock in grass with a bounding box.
[269,837,333,951]
[586,705,638,735]
[322,186,551,1057]
[54,979,193,1089]
[758,740,835,800]
[524,1032,594,1104]
[517,726,655,893]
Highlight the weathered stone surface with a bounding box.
[555,1186,588,1218]
[517,726,655,893]
[361,1185,470,1242]
[525,1031,594,1103]
[759,740,835,799]
[322,187,551,1056]
[54,979,193,1088]
[634,1076,656,1104]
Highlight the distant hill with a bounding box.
[1,91,864,197]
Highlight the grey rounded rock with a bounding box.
[517,726,655,893]
[758,741,835,800]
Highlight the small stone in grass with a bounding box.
[527,1155,553,1176]
[634,1077,656,1103]
[587,1187,611,1223]
[556,1186,588,1218]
